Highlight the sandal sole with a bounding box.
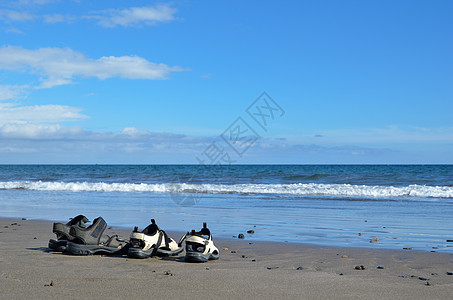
[185,252,219,263]
[65,242,128,256]
[127,247,155,259]
[48,239,68,252]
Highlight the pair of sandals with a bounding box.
[48,215,219,263]
[48,215,129,256]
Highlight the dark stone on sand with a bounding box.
[252,259,256,262]
[403,248,412,250]
[446,272,453,275]
[11,223,17,226]
[241,255,247,258]
[377,266,384,269]
[418,277,429,281]
[266,267,278,270]
[238,233,245,239]
[231,250,237,253]
[296,266,303,270]
[339,273,343,276]
[247,230,255,234]
[164,271,174,276]
[355,265,365,270]
[44,281,54,287]
[33,237,37,239]
[205,267,210,270]
[425,282,432,286]
[447,240,453,243]
[22,218,27,220]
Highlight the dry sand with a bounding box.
[1,217,453,299]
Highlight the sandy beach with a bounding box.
[0,217,452,299]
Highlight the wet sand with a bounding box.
[1,217,453,299]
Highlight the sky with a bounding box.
[0,0,452,164]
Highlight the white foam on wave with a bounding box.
[1,180,453,199]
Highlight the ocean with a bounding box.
[1,164,452,252]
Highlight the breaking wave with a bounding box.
[1,181,453,199]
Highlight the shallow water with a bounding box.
[1,165,452,252]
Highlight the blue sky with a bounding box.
[0,0,452,164]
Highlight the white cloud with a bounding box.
[5,27,24,34]
[0,85,27,100]
[0,9,34,22]
[90,4,177,28]
[0,103,88,126]
[0,46,187,88]
[1,3,178,29]
[43,13,70,23]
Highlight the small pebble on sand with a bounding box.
[377,266,384,269]
[238,234,245,239]
[44,281,54,287]
[355,265,365,270]
[247,230,255,234]
[418,277,429,281]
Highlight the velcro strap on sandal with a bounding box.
[90,217,107,243]
[186,235,208,245]
[130,232,145,240]
[53,223,65,234]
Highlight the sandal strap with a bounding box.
[67,215,89,226]
[70,217,107,245]
[102,235,127,248]
[177,232,189,247]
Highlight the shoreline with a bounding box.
[3,214,451,254]
[1,217,453,299]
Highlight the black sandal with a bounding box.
[48,215,89,252]
[64,216,129,256]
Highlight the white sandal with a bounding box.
[184,222,219,263]
[128,219,184,259]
